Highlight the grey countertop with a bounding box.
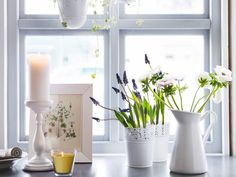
[1,155,236,177]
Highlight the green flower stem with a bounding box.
[171,95,180,110]
[190,86,201,112]
[197,86,218,113]
[156,103,160,125]
[127,85,139,102]
[192,94,208,112]
[146,92,150,102]
[166,96,174,109]
[148,85,172,108]
[161,103,165,125]
[178,82,183,110]
[98,104,116,112]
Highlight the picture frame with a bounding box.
[28,84,93,163]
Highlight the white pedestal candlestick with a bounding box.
[28,55,49,101]
[24,101,53,172]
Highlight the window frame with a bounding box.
[7,0,224,153]
[19,30,110,142]
[119,0,209,19]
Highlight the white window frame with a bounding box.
[7,0,225,153]
[0,0,7,149]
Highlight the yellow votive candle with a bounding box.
[53,152,75,174]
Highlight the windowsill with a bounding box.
[1,155,236,177]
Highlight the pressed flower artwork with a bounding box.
[43,94,82,152]
[44,101,77,141]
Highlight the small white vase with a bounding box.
[57,0,88,29]
[126,125,155,168]
[170,110,216,174]
[153,123,169,163]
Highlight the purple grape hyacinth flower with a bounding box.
[145,54,150,64]
[90,97,100,106]
[132,79,138,90]
[119,108,130,112]
[123,71,128,85]
[121,91,126,100]
[134,91,142,100]
[116,73,123,84]
[112,87,120,94]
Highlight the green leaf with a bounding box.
[61,22,67,28]
[114,110,128,128]
[94,48,100,58]
[131,91,140,104]
[119,110,135,128]
[133,103,141,127]
[90,73,97,79]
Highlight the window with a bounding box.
[8,0,222,153]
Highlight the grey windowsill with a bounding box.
[1,155,236,177]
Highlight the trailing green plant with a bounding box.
[90,71,157,128]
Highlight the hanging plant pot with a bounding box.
[153,123,169,163]
[125,125,155,168]
[57,0,88,29]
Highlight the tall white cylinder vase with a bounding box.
[126,125,155,168]
[57,0,88,29]
[153,123,169,163]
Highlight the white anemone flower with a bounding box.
[212,90,222,104]
[197,72,211,83]
[139,73,150,83]
[214,65,232,82]
[175,74,184,82]
[156,74,174,87]
[149,66,162,76]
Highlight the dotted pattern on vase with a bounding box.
[154,124,169,137]
[126,125,154,142]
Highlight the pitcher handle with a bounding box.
[200,110,217,145]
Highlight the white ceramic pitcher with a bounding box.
[170,110,216,174]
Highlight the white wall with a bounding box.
[230,0,236,155]
[222,0,230,155]
[0,0,7,149]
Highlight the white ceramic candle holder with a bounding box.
[23,100,53,172]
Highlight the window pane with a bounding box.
[125,0,204,14]
[24,0,103,15]
[125,34,205,136]
[24,35,105,137]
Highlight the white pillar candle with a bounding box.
[28,54,50,101]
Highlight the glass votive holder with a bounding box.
[51,149,77,177]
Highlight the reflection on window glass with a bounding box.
[24,0,103,15]
[125,0,204,14]
[24,35,105,137]
[125,35,205,135]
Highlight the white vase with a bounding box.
[153,123,169,163]
[126,125,155,168]
[170,110,216,174]
[57,0,88,29]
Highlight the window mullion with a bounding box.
[108,2,120,142]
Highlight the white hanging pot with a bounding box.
[125,125,155,168]
[170,110,217,174]
[57,0,88,29]
[153,123,169,163]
